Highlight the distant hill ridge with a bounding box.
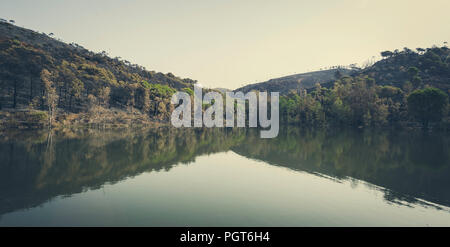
[234,68,354,95]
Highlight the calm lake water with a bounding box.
[1,127,450,226]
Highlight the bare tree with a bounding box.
[88,87,111,128]
[41,69,59,128]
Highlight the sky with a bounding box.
[1,0,449,89]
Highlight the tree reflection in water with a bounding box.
[0,126,449,217]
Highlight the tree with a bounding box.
[381,51,394,58]
[407,88,448,129]
[142,88,151,113]
[68,78,84,110]
[0,50,24,108]
[28,54,44,103]
[405,67,422,88]
[98,86,110,108]
[41,69,59,128]
[416,48,425,54]
[58,60,78,109]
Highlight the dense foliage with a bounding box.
[407,88,448,128]
[279,46,450,129]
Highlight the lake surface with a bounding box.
[1,127,450,226]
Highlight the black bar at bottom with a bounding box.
[0,227,448,246]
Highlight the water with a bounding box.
[1,127,450,226]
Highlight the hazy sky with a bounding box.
[1,0,449,89]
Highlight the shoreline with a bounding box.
[0,108,170,131]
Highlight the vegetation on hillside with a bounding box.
[235,68,355,95]
[0,21,195,127]
[279,46,450,129]
[1,21,449,130]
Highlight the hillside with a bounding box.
[0,21,196,126]
[234,68,354,95]
[236,46,450,95]
[355,47,450,92]
[277,46,450,128]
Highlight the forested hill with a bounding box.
[234,68,354,95]
[235,46,450,95]
[356,47,450,93]
[277,46,450,129]
[0,21,195,120]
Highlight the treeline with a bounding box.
[280,76,448,129]
[374,46,450,89]
[280,46,450,129]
